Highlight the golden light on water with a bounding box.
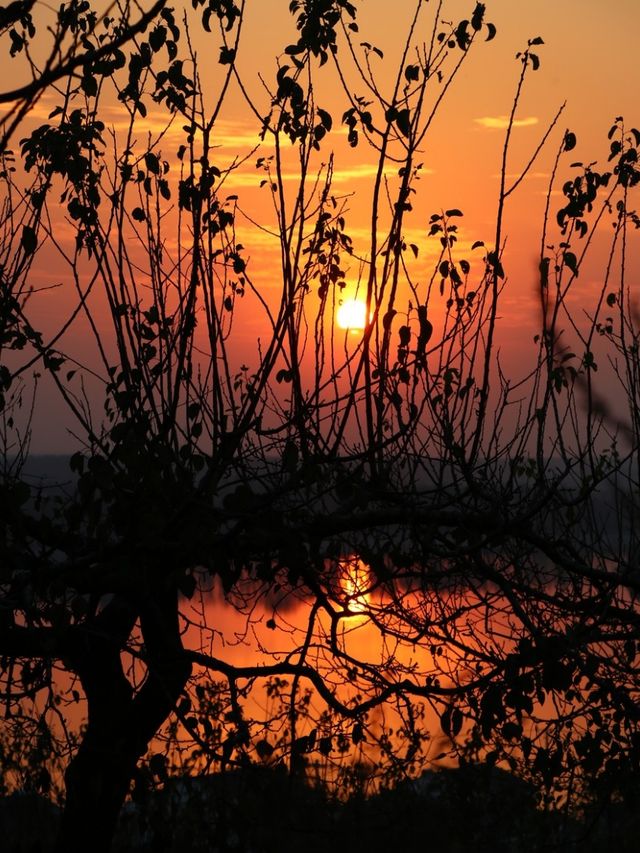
[339,558,371,613]
[336,299,367,331]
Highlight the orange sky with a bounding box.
[10,0,640,452]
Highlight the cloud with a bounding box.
[493,171,549,180]
[228,161,435,190]
[474,115,539,130]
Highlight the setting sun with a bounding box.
[336,299,367,331]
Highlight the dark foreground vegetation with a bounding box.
[1,1,640,850]
[4,762,640,853]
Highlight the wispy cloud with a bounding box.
[228,161,435,189]
[493,171,549,180]
[474,115,539,130]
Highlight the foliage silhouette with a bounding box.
[1,1,640,851]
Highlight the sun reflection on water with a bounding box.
[338,557,371,613]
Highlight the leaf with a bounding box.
[81,74,97,97]
[319,736,332,756]
[529,36,544,45]
[255,739,274,760]
[219,46,236,65]
[395,108,411,138]
[21,225,37,255]
[539,256,550,287]
[404,64,420,82]
[149,25,166,52]
[131,207,146,222]
[529,52,540,71]
[485,22,496,41]
[382,309,396,330]
[445,208,463,217]
[145,152,160,174]
[563,251,578,276]
[440,706,452,736]
[454,19,470,51]
[471,2,485,31]
[563,131,577,152]
[317,108,332,131]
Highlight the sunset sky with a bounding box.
[13,0,640,452]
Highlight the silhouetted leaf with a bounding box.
[145,152,160,174]
[149,25,166,52]
[21,225,37,255]
[219,45,236,64]
[255,739,274,759]
[395,108,411,137]
[564,251,578,276]
[317,107,332,131]
[404,64,420,82]
[454,19,470,51]
[383,309,396,330]
[471,2,485,31]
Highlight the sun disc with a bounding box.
[336,299,367,331]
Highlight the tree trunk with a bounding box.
[55,589,191,852]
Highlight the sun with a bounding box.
[336,299,367,331]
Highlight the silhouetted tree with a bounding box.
[1,2,640,851]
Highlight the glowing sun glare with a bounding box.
[340,559,370,613]
[336,299,367,331]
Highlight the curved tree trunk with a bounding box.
[55,589,191,853]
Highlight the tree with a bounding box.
[1,1,640,850]
[0,0,170,153]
